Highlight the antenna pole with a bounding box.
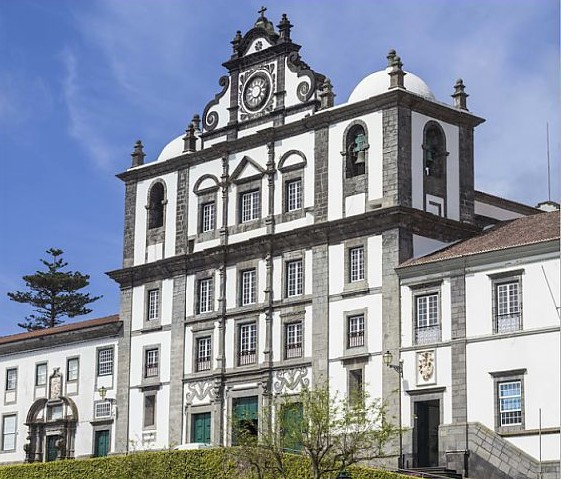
[546,122,551,202]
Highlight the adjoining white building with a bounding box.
[0,316,121,463]
[1,9,558,479]
[397,211,560,478]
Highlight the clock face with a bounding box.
[243,73,271,112]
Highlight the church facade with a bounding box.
[0,9,558,479]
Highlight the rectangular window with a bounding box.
[67,358,79,382]
[495,281,521,333]
[1,415,16,451]
[97,348,114,376]
[201,202,216,232]
[347,314,365,348]
[5,368,16,391]
[241,269,256,306]
[35,363,47,387]
[239,323,257,366]
[95,401,112,419]
[415,294,440,344]
[348,369,364,406]
[285,322,303,359]
[349,247,365,282]
[499,381,522,426]
[286,259,303,297]
[192,412,212,444]
[198,278,214,313]
[197,337,212,372]
[145,349,159,378]
[144,394,156,428]
[286,179,303,212]
[232,396,258,445]
[147,289,160,321]
[240,190,260,223]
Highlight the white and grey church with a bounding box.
[0,10,559,479]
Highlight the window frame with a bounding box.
[198,277,214,314]
[1,414,16,452]
[146,181,167,230]
[284,321,303,359]
[239,189,261,223]
[97,347,114,377]
[35,363,47,387]
[66,357,79,383]
[490,368,526,433]
[238,322,257,366]
[143,393,157,430]
[201,201,216,233]
[196,336,212,372]
[285,178,303,213]
[240,268,257,306]
[347,314,365,349]
[490,271,523,334]
[144,347,160,379]
[414,291,441,345]
[285,259,304,297]
[349,246,365,283]
[5,368,17,392]
[147,288,160,322]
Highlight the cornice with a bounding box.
[107,207,480,287]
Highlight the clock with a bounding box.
[243,73,271,112]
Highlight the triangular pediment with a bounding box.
[230,156,265,184]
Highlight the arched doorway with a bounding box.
[24,369,78,462]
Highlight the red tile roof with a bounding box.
[400,211,560,268]
[0,315,120,345]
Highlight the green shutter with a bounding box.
[94,430,110,457]
[192,413,211,443]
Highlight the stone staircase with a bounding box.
[398,467,462,478]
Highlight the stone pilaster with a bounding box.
[122,181,137,268]
[168,275,187,446]
[311,244,329,384]
[450,273,467,423]
[314,127,329,222]
[175,168,189,255]
[114,287,132,452]
[458,125,475,223]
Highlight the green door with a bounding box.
[191,413,211,443]
[232,396,258,445]
[94,430,110,457]
[46,435,59,462]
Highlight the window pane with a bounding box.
[197,337,212,371]
[145,349,159,378]
[285,322,303,358]
[499,381,522,426]
[148,289,160,321]
[67,359,79,382]
[348,314,365,348]
[2,415,16,451]
[36,363,47,386]
[5,369,16,390]
[286,179,302,212]
[286,260,303,297]
[241,269,256,305]
[241,190,260,223]
[202,202,216,232]
[98,349,113,376]
[349,247,365,282]
[239,323,257,365]
[144,395,156,428]
[199,278,214,313]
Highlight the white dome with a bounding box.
[156,135,184,162]
[348,67,435,103]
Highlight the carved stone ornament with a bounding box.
[273,367,310,394]
[185,380,219,404]
[49,368,62,400]
[239,64,275,121]
[417,351,435,381]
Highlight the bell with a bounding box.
[355,150,366,164]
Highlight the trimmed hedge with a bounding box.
[0,449,408,479]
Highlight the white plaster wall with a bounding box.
[129,331,171,386]
[345,193,365,216]
[329,358,384,404]
[134,172,178,265]
[160,279,173,326]
[238,120,275,138]
[185,275,195,318]
[412,235,449,259]
[304,250,313,295]
[0,337,119,461]
[128,384,170,450]
[327,122,344,221]
[368,235,383,287]
[367,111,383,201]
[229,226,268,245]
[508,434,560,462]
[202,82,231,135]
[474,200,525,221]
[283,57,310,109]
[225,265,237,310]
[411,113,459,220]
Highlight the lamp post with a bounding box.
[383,350,403,470]
[98,386,107,400]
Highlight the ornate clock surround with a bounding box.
[239,64,276,121]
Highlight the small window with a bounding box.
[499,381,522,427]
[285,322,303,359]
[240,269,256,306]
[95,401,112,419]
[347,314,365,348]
[201,201,216,232]
[285,179,303,212]
[97,348,114,376]
[286,259,303,297]
[240,190,261,223]
[147,289,160,321]
[47,404,63,421]
[67,358,79,382]
[348,369,364,406]
[144,394,156,428]
[345,125,367,178]
[35,363,47,387]
[145,349,159,378]
[196,337,212,372]
[495,280,521,333]
[349,246,365,282]
[5,368,16,391]
[198,278,214,313]
[1,415,16,451]
[148,182,165,229]
[239,323,257,366]
[415,293,440,344]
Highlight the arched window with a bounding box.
[423,123,446,178]
[147,182,165,229]
[345,125,367,178]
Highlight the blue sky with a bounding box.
[0,0,559,336]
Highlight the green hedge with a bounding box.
[0,449,408,479]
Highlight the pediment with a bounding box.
[230,156,265,184]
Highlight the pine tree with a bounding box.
[8,248,102,331]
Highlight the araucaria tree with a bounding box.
[8,248,101,331]
[231,383,400,479]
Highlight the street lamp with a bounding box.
[98,386,107,400]
[383,350,403,469]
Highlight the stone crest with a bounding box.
[417,351,435,384]
[49,368,62,400]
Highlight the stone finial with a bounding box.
[192,113,201,133]
[319,78,335,110]
[386,49,397,67]
[131,140,145,167]
[254,6,275,35]
[183,123,196,153]
[278,13,292,41]
[452,78,469,110]
[389,55,406,90]
[231,30,242,56]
